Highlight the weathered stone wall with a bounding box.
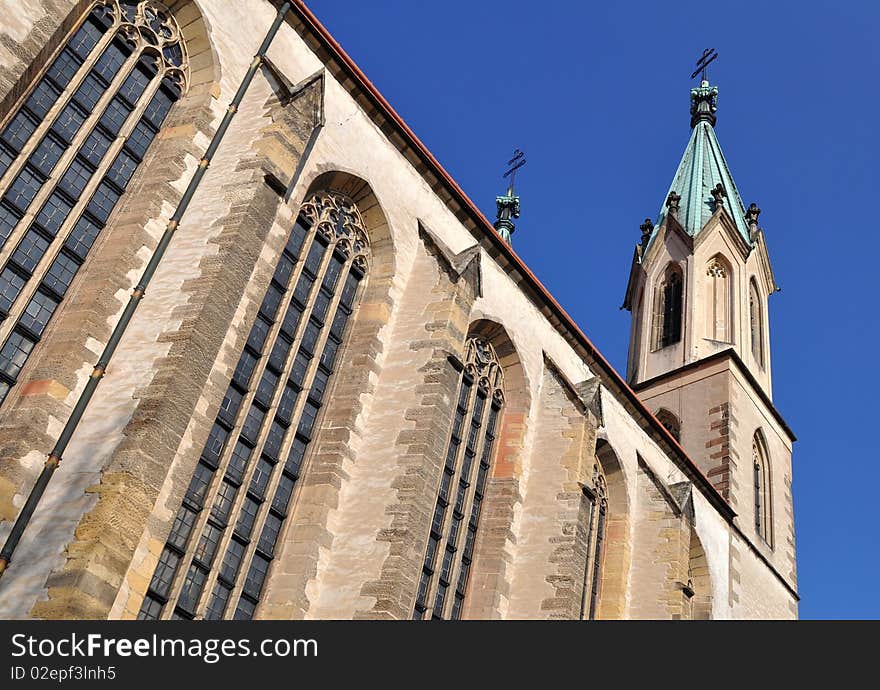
[506,362,597,619]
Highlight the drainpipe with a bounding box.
[0,1,295,578]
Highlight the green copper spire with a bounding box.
[495,149,525,245]
[646,80,752,251]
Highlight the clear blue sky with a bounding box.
[310,0,879,619]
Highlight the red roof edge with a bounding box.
[286,0,734,521]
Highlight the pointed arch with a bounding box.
[687,528,713,619]
[752,429,773,546]
[591,438,630,619]
[137,167,396,619]
[705,253,732,343]
[651,262,683,350]
[749,277,764,367]
[416,318,530,620]
[654,408,681,442]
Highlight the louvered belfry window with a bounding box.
[414,337,504,620]
[0,1,188,406]
[139,191,369,620]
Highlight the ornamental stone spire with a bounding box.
[494,149,526,245]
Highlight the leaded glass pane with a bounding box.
[65,216,101,260]
[42,251,79,297]
[194,522,223,566]
[24,79,61,120]
[167,506,197,552]
[0,268,26,313]
[177,564,207,614]
[0,331,35,379]
[18,290,59,336]
[1,112,38,152]
[54,102,87,143]
[7,166,43,212]
[272,474,295,516]
[30,135,66,176]
[210,480,237,525]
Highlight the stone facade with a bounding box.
[0,0,797,619]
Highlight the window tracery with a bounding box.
[139,190,369,620]
[413,336,504,620]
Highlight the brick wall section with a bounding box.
[705,402,730,499]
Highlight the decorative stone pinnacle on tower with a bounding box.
[690,79,718,128]
[710,182,726,212]
[495,148,526,245]
[666,191,681,220]
[640,218,654,247]
[746,202,762,239]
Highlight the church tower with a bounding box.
[623,78,798,589]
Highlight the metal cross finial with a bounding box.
[690,48,719,81]
[503,148,526,195]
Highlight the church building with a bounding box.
[0,0,797,619]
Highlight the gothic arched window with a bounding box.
[414,336,504,620]
[705,255,732,343]
[138,191,369,620]
[652,263,682,350]
[0,0,187,407]
[655,408,681,442]
[753,431,772,545]
[579,462,607,620]
[749,278,764,367]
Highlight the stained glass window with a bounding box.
[139,191,369,620]
[0,1,188,406]
[414,337,504,620]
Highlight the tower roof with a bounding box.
[649,81,752,248]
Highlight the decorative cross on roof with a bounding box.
[691,48,719,81]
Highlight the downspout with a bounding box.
[0,1,295,578]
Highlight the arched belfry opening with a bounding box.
[705,253,733,343]
[652,262,683,350]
